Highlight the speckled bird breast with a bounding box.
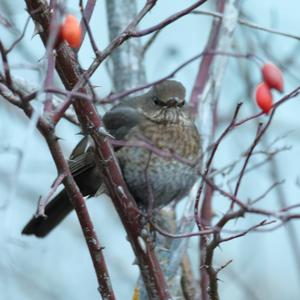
[117,118,201,208]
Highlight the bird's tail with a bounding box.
[22,189,74,238]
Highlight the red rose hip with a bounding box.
[255,82,273,114]
[262,63,284,92]
[61,15,82,49]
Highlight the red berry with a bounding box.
[262,63,284,92]
[61,15,82,49]
[255,82,273,114]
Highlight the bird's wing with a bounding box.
[67,103,142,175]
[68,152,95,176]
[103,104,142,140]
[69,135,90,160]
[68,136,96,176]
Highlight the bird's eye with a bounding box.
[153,96,165,106]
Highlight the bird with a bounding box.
[22,80,202,237]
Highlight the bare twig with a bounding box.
[35,172,66,217]
[79,0,100,55]
[193,9,300,41]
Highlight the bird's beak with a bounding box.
[166,97,184,107]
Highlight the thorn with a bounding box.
[137,236,147,253]
[32,22,43,39]
[92,85,102,89]
[116,186,126,199]
[55,136,63,141]
[98,126,115,139]
[75,131,85,136]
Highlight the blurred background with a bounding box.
[1,0,300,299]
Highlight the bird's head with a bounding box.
[141,80,188,124]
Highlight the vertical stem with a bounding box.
[105,0,146,92]
[189,0,240,298]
